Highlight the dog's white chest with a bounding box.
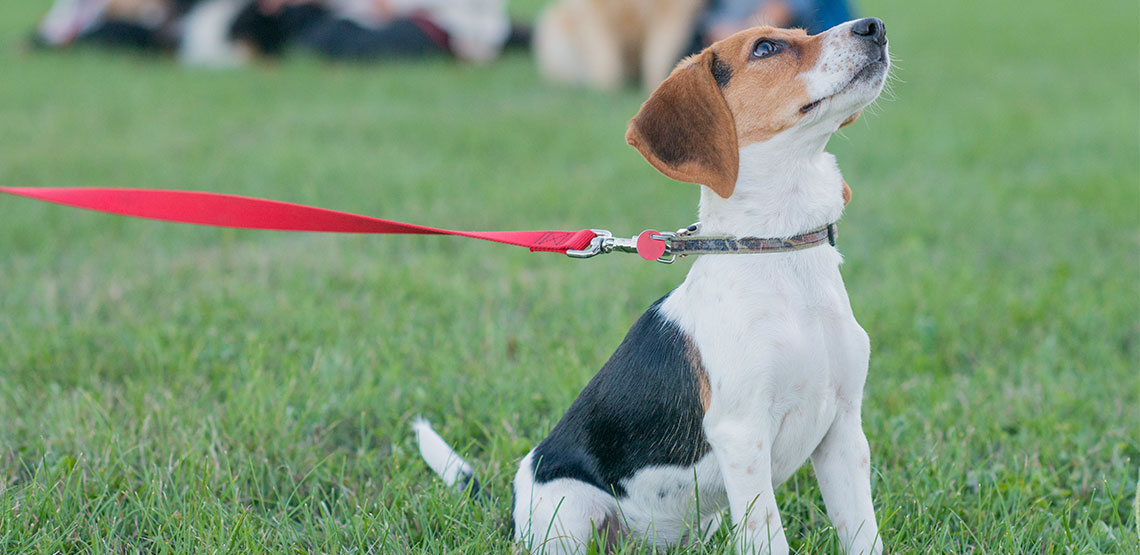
[660,247,870,484]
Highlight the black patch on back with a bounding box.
[530,295,710,497]
[711,52,732,88]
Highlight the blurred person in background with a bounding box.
[254,0,511,63]
[32,0,512,66]
[34,0,188,51]
[703,0,854,42]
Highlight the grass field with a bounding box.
[1,0,1137,553]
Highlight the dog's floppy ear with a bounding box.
[626,51,739,198]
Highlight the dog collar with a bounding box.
[566,222,837,263]
[669,222,837,257]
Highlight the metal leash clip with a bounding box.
[649,222,700,264]
[564,229,614,259]
[565,223,700,264]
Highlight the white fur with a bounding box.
[802,22,863,100]
[514,452,731,554]
[800,19,892,125]
[178,0,250,67]
[412,418,474,487]
[513,452,620,554]
[37,0,109,45]
[611,454,727,547]
[658,227,880,554]
[509,21,889,555]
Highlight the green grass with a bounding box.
[1,0,1137,552]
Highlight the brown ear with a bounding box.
[625,52,739,198]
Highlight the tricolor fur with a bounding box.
[420,18,891,555]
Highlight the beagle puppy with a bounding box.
[417,18,890,555]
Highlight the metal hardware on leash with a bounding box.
[563,229,612,259]
[565,223,699,264]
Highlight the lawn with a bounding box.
[0,0,1137,553]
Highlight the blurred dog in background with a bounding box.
[534,0,706,90]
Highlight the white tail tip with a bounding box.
[412,417,473,487]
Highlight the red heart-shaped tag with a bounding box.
[636,230,668,261]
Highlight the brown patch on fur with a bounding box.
[842,179,852,206]
[713,27,825,146]
[685,336,712,412]
[627,50,739,197]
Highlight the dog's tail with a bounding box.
[412,417,482,498]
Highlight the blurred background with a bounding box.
[24,0,862,84]
[0,0,1137,553]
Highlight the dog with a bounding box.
[417,17,890,554]
[533,0,706,90]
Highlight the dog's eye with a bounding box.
[751,39,781,59]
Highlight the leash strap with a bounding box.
[0,187,837,261]
[0,187,598,254]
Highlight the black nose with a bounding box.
[852,17,886,46]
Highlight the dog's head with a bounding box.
[626,18,890,198]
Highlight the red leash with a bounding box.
[0,187,602,254]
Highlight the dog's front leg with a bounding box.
[811,410,884,555]
[707,420,789,555]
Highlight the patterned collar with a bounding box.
[667,223,837,257]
